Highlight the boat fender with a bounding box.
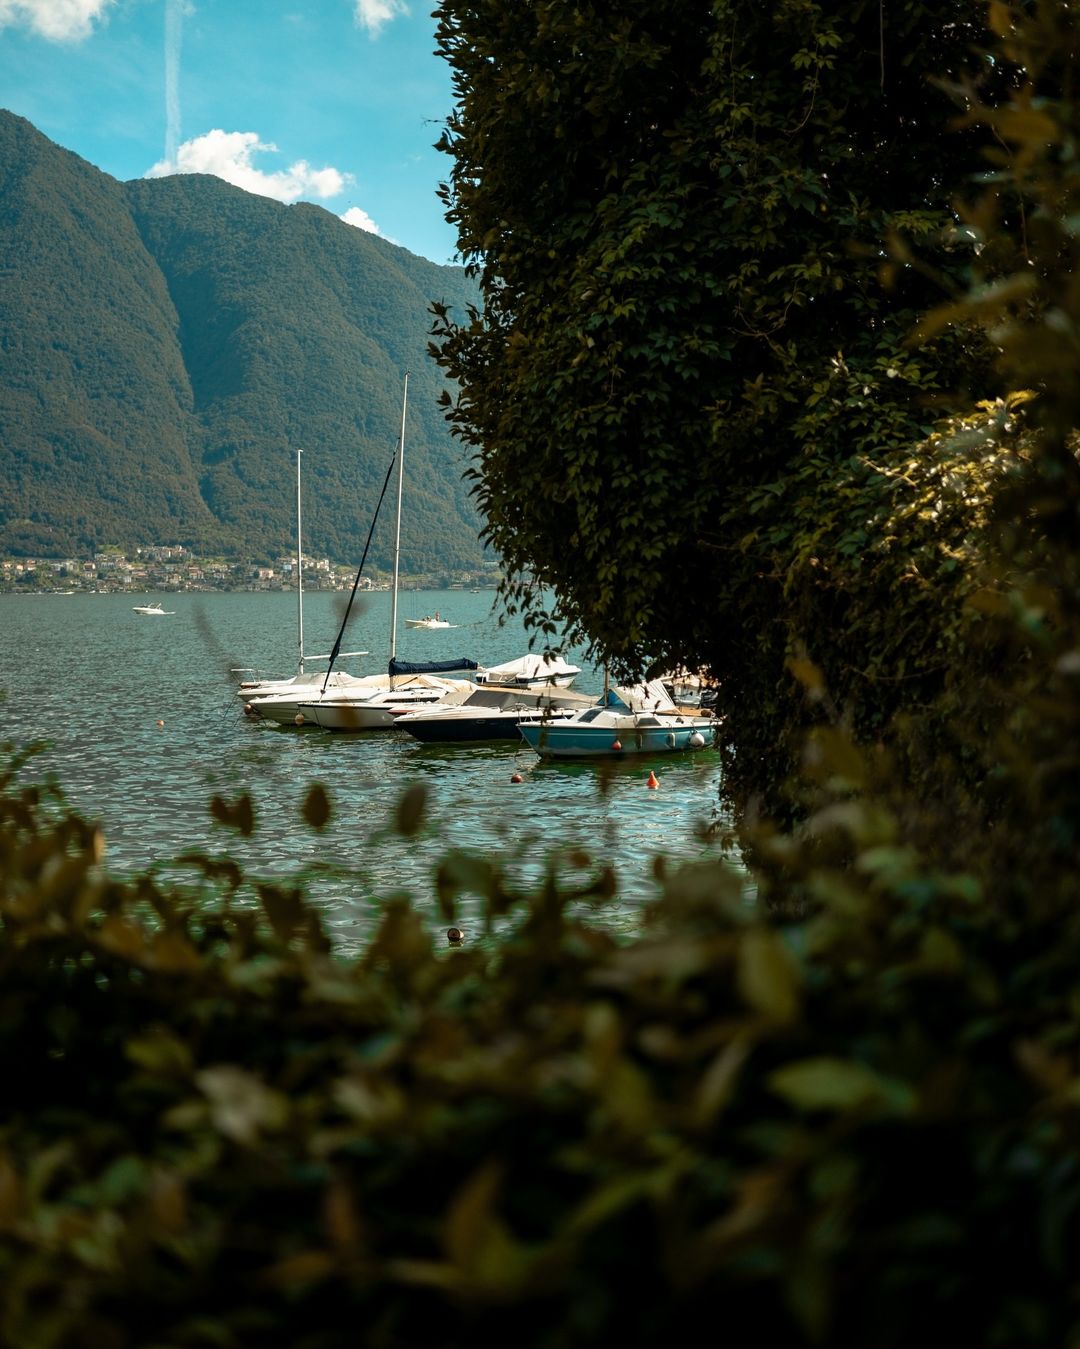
[666,731,676,748]
[243,703,255,716]
[294,712,306,726]
[688,731,706,748]
[612,739,622,751]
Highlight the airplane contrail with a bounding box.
[164,0,182,166]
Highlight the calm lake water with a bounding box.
[0,588,738,953]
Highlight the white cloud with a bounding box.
[353,0,407,38]
[0,0,112,42]
[340,206,382,236]
[146,130,350,204]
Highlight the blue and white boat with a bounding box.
[517,681,715,759]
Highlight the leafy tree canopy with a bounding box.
[431,0,1009,800]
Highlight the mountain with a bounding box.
[0,111,484,572]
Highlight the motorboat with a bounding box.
[396,684,592,743]
[404,614,454,629]
[133,602,174,615]
[295,676,475,730]
[659,666,719,711]
[238,668,373,701]
[517,680,715,758]
[242,672,394,724]
[474,653,581,689]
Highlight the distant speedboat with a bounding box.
[404,614,454,629]
[133,602,174,615]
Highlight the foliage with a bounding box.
[0,112,483,574]
[430,0,1004,804]
[4,4,1080,1346]
[1,699,1080,1349]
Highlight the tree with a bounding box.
[431,0,998,802]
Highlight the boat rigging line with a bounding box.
[320,371,408,694]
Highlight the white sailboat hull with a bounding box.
[296,678,475,731]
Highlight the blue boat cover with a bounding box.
[388,657,479,677]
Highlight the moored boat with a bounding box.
[517,680,715,758]
[242,673,398,724]
[235,447,367,703]
[396,684,592,743]
[295,675,475,731]
[474,653,581,689]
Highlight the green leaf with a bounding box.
[737,929,802,1022]
[768,1057,915,1115]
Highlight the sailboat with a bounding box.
[294,373,477,731]
[237,447,370,715]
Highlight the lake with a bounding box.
[0,588,739,953]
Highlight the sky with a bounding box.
[0,0,461,264]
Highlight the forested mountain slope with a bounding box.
[0,111,482,571]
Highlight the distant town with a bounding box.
[0,545,501,595]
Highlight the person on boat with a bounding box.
[434,610,441,621]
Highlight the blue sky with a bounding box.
[0,0,460,264]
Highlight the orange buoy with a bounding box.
[612,739,622,751]
[510,771,523,783]
[156,719,165,728]
[646,770,659,789]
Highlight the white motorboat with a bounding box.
[242,673,399,725]
[474,653,581,689]
[295,676,475,731]
[238,668,374,703]
[133,603,174,615]
[517,680,715,758]
[396,685,591,743]
[659,667,719,711]
[403,614,454,629]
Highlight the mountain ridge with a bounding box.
[0,110,483,572]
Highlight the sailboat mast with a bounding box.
[388,372,408,669]
[296,447,305,674]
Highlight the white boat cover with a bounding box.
[478,653,581,682]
